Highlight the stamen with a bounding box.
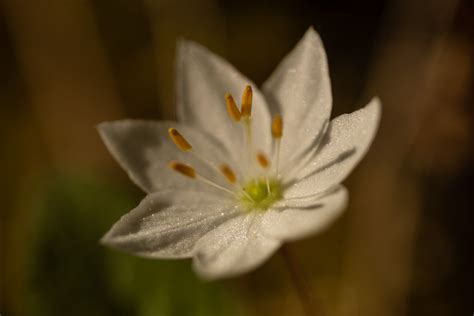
[168,128,192,151]
[225,93,241,122]
[256,152,270,169]
[219,164,237,184]
[266,177,271,195]
[240,188,256,203]
[271,114,283,139]
[255,152,271,193]
[242,115,253,176]
[169,160,235,196]
[274,140,281,176]
[241,85,253,117]
[168,161,196,178]
[271,115,283,176]
[196,175,236,196]
[168,127,221,173]
[242,119,256,180]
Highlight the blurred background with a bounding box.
[1,0,473,315]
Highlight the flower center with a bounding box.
[240,177,283,210]
[168,84,286,212]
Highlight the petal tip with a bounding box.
[370,96,382,109]
[303,25,323,44]
[176,37,189,51]
[99,230,115,247]
[191,236,281,281]
[191,256,222,281]
[191,259,245,282]
[176,38,200,63]
[96,120,127,144]
[305,25,318,36]
[96,121,116,138]
[177,38,206,58]
[366,96,382,124]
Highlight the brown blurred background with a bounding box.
[1,0,473,315]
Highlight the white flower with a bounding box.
[98,27,381,280]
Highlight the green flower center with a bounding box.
[240,177,283,210]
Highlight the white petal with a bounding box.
[98,120,236,194]
[176,40,272,164]
[192,213,281,280]
[285,98,381,197]
[101,190,239,258]
[262,27,332,166]
[262,186,348,241]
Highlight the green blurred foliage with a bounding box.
[22,172,241,316]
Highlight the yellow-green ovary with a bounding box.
[240,178,283,210]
